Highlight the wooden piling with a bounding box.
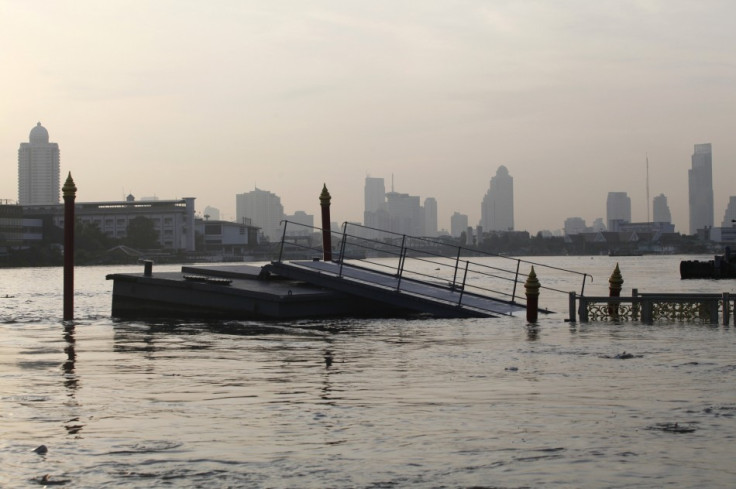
[525,266,540,323]
[63,173,77,321]
[319,184,332,262]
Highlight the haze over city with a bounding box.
[2,1,735,234]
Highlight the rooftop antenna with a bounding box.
[646,154,650,223]
[391,173,394,192]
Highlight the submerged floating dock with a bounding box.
[106,222,589,321]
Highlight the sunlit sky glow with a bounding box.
[2,0,735,233]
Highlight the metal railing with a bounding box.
[277,220,591,308]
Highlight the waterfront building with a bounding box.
[18,122,60,205]
[0,204,43,251]
[480,166,514,232]
[235,188,284,242]
[652,193,672,224]
[688,143,714,234]
[23,196,196,251]
[606,192,631,232]
[196,218,259,257]
[450,212,468,238]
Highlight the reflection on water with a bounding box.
[0,257,735,487]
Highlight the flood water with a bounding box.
[1,255,735,488]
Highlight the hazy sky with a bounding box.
[2,1,735,234]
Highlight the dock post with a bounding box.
[568,292,576,323]
[63,173,77,321]
[525,266,540,323]
[319,184,332,262]
[608,263,623,320]
[723,293,730,326]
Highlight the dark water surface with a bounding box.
[1,256,735,488]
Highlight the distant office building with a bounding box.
[385,191,424,237]
[451,212,468,238]
[721,197,736,228]
[652,194,672,224]
[423,197,438,237]
[606,192,631,232]
[203,206,220,221]
[688,143,714,234]
[591,218,606,232]
[235,188,284,242]
[564,217,587,236]
[480,166,514,232]
[18,122,60,205]
[284,210,314,236]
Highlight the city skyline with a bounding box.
[2,2,735,233]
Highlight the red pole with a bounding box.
[63,173,77,321]
[608,263,623,319]
[320,184,332,262]
[525,266,540,323]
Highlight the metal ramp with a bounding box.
[273,221,591,319]
[266,260,526,318]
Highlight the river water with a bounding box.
[1,255,735,488]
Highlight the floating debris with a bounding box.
[33,445,48,455]
[600,351,641,360]
[646,422,696,433]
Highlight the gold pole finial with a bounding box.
[62,172,77,198]
[319,183,331,206]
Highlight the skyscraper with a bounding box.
[480,166,514,232]
[364,177,385,214]
[652,194,672,224]
[18,122,60,205]
[688,143,714,234]
[606,192,631,232]
[721,196,736,228]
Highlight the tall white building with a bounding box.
[652,194,672,224]
[480,166,514,232]
[235,188,284,242]
[18,122,60,205]
[606,192,631,231]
